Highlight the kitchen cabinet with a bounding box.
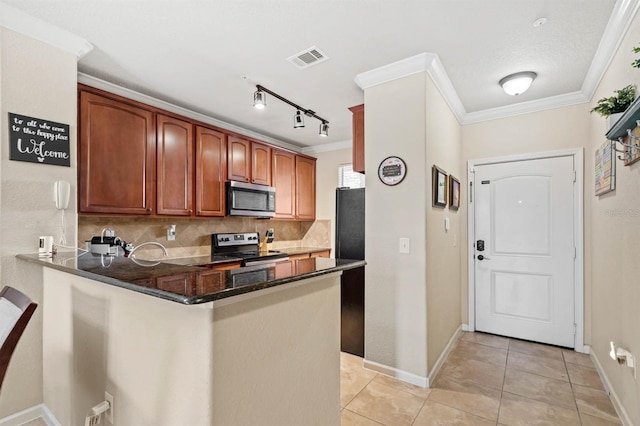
[349,104,365,174]
[195,126,227,217]
[271,149,296,219]
[79,90,156,214]
[295,156,316,221]
[195,269,226,294]
[227,136,251,182]
[251,142,272,185]
[288,253,311,261]
[227,137,272,186]
[310,250,331,258]
[157,114,193,216]
[207,261,242,270]
[79,85,316,220]
[156,272,196,295]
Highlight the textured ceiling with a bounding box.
[3,0,619,148]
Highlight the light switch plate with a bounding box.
[399,238,410,254]
[445,217,450,231]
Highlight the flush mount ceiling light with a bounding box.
[319,122,329,137]
[253,89,266,109]
[499,71,537,96]
[294,110,305,128]
[252,84,329,136]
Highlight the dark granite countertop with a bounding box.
[277,246,331,256]
[17,252,365,305]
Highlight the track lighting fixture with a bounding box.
[253,89,266,109]
[319,122,329,137]
[252,84,329,136]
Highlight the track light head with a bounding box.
[253,90,266,109]
[319,122,329,137]
[294,110,305,128]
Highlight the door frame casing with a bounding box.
[466,148,585,352]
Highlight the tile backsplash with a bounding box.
[78,216,330,259]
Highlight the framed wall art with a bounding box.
[449,175,460,210]
[432,165,448,207]
[595,140,615,196]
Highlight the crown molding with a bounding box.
[301,140,351,154]
[580,0,640,101]
[354,0,639,125]
[355,53,436,90]
[462,91,589,124]
[78,73,302,153]
[0,2,93,58]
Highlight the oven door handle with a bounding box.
[243,257,289,267]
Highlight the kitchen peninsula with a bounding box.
[18,252,364,426]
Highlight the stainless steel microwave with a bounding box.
[226,181,276,218]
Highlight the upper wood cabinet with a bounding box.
[227,136,251,182]
[251,142,271,186]
[349,104,365,174]
[79,90,156,214]
[227,137,272,186]
[295,156,316,221]
[271,149,296,219]
[195,126,227,217]
[157,114,193,216]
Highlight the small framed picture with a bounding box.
[449,175,460,210]
[432,165,448,207]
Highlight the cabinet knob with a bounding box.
[189,209,193,214]
[147,208,152,213]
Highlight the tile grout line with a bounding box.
[496,338,512,425]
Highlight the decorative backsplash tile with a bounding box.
[78,216,331,259]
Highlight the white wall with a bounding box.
[364,73,429,380]
[0,28,77,416]
[587,10,640,424]
[425,77,462,373]
[313,148,352,254]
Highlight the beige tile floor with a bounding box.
[341,331,621,426]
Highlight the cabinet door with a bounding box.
[349,104,365,174]
[79,91,155,214]
[271,149,296,219]
[227,136,251,182]
[195,126,227,217]
[157,114,193,216]
[195,269,226,294]
[156,272,196,295]
[295,156,316,220]
[251,142,272,185]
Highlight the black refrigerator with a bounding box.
[336,188,365,357]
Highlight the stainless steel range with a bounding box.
[211,232,288,266]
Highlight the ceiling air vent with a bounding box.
[287,46,329,69]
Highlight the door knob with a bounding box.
[477,255,490,261]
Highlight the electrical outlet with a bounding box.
[105,392,114,424]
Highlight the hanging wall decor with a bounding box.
[432,165,448,207]
[595,140,616,196]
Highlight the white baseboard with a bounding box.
[0,404,60,426]
[363,359,429,388]
[428,325,463,384]
[590,350,633,426]
[362,325,464,389]
[461,323,470,332]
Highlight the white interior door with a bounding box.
[474,156,575,347]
